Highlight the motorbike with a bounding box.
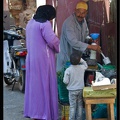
[3,26,27,93]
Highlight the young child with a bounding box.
[63,52,88,120]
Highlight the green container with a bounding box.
[57,76,69,104]
[97,63,116,79]
[57,61,71,104]
[97,63,116,70]
[102,65,116,70]
[58,83,69,104]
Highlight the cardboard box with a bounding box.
[91,84,116,91]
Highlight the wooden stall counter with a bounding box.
[83,87,116,120]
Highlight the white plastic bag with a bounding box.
[92,72,111,86]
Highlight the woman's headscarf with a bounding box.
[33,5,56,23]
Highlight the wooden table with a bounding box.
[84,96,115,120]
[83,87,116,120]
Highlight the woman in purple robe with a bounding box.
[24,5,60,120]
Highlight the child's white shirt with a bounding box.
[63,60,88,90]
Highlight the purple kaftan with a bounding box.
[24,19,60,120]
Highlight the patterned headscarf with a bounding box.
[33,5,56,23]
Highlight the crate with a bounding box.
[83,87,116,98]
[62,114,69,120]
[61,105,69,120]
[87,65,98,70]
[61,104,86,120]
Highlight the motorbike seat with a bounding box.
[3,30,24,41]
[10,45,23,49]
[15,48,27,51]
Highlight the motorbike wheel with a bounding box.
[4,75,14,85]
[18,70,25,93]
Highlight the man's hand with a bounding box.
[88,38,99,45]
[94,39,99,44]
[88,38,93,44]
[87,44,101,53]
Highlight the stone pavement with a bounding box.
[3,80,87,120]
[3,80,63,120]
